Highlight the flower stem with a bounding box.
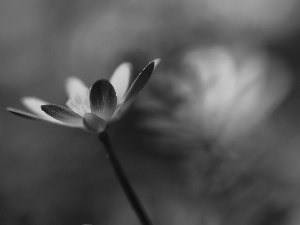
[98,131,153,225]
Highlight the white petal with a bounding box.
[109,62,132,104]
[7,107,70,126]
[7,107,49,120]
[21,97,60,123]
[65,77,89,99]
[65,77,90,115]
[66,98,90,116]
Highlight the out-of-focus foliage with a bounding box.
[138,45,291,143]
[2,0,300,225]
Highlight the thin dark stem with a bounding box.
[98,131,153,225]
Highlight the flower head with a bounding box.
[7,59,161,133]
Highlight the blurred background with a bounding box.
[1,0,300,224]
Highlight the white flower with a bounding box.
[7,59,161,133]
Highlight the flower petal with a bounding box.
[21,96,63,122]
[6,107,65,125]
[65,98,90,117]
[83,113,107,133]
[41,104,83,127]
[109,62,132,104]
[22,97,50,116]
[89,79,117,121]
[7,107,45,120]
[65,77,89,99]
[65,77,90,116]
[122,59,160,108]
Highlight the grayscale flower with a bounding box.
[7,59,160,133]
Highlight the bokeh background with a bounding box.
[2,0,300,224]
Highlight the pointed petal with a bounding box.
[89,79,117,121]
[41,104,83,127]
[109,62,132,104]
[21,96,66,122]
[122,59,160,108]
[7,107,46,120]
[6,107,67,125]
[65,77,89,99]
[22,97,50,117]
[83,113,107,133]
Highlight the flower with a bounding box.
[7,59,161,133]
